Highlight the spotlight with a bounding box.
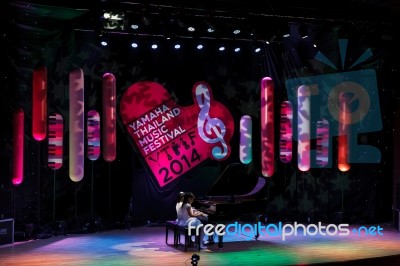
[151,44,158,49]
[234,47,240,52]
[255,47,261,53]
[187,26,195,32]
[102,11,126,30]
[99,32,108,47]
[196,44,203,50]
[131,24,139,30]
[131,42,138,48]
[174,44,181,49]
[205,20,215,33]
[218,46,225,51]
[191,254,200,265]
[233,29,241,35]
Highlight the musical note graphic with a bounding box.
[195,83,228,160]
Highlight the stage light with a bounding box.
[102,12,126,30]
[151,44,158,49]
[99,32,108,47]
[131,24,139,30]
[266,41,270,44]
[103,12,111,19]
[205,20,215,33]
[197,44,203,50]
[283,33,290,38]
[131,42,138,48]
[299,23,310,39]
[174,44,181,49]
[190,254,200,265]
[218,46,225,51]
[255,47,261,53]
[233,29,241,35]
[234,47,240,52]
[187,26,195,32]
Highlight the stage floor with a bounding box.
[1,222,400,265]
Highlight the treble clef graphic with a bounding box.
[195,83,228,159]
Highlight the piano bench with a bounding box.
[165,221,201,252]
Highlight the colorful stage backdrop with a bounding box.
[0,2,398,228]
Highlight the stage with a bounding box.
[1,222,400,266]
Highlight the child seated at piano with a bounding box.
[176,192,208,248]
[175,191,185,222]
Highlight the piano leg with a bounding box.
[218,235,223,248]
[254,214,263,240]
[255,224,260,240]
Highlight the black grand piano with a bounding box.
[193,163,268,246]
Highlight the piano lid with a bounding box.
[206,163,266,199]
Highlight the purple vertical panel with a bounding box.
[297,85,311,172]
[316,119,329,167]
[69,68,85,182]
[239,115,252,164]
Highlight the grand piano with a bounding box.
[193,163,268,245]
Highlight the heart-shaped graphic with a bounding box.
[120,81,234,188]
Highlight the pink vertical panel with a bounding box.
[48,113,63,170]
[260,77,274,177]
[102,73,116,162]
[32,65,47,141]
[279,101,293,163]
[239,115,252,164]
[338,92,351,172]
[12,108,24,185]
[316,119,329,167]
[297,85,311,172]
[87,110,101,161]
[69,68,85,182]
